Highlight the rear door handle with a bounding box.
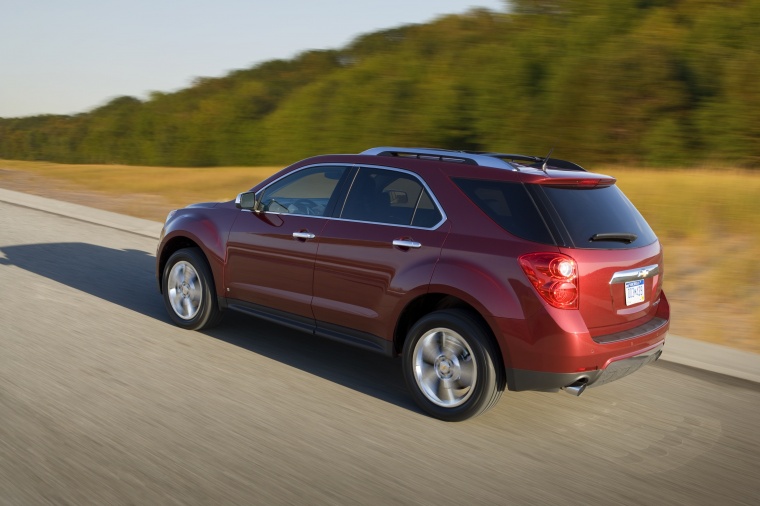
[293,231,316,240]
[393,239,421,249]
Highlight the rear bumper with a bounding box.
[506,340,665,392]
[500,292,670,392]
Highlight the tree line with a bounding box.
[2,0,759,167]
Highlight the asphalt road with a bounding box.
[1,201,759,506]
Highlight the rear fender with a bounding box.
[429,260,527,321]
[428,259,528,357]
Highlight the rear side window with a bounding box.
[539,185,657,249]
[341,167,443,227]
[454,178,554,244]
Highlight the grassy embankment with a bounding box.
[609,167,760,353]
[1,159,758,353]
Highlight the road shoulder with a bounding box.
[0,187,163,238]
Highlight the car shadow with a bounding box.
[207,312,412,410]
[0,242,415,412]
[0,241,166,320]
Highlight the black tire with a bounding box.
[162,247,222,330]
[402,309,505,421]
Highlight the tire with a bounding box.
[162,247,222,331]
[402,309,505,421]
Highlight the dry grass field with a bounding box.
[609,167,760,353]
[1,159,758,353]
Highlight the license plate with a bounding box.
[625,279,645,306]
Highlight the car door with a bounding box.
[225,165,350,322]
[312,166,450,341]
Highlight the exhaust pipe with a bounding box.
[563,380,588,397]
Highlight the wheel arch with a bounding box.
[393,293,502,361]
[157,235,204,293]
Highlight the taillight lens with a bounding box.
[519,253,579,309]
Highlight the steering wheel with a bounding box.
[291,199,321,216]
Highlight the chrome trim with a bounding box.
[393,239,422,249]
[252,162,448,231]
[338,163,448,231]
[292,232,316,240]
[328,216,445,231]
[609,264,660,285]
[253,163,351,218]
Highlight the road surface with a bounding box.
[1,201,759,505]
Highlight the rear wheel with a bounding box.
[162,247,221,330]
[402,309,504,421]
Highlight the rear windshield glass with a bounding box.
[453,178,554,244]
[539,185,657,249]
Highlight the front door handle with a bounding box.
[393,239,421,249]
[293,231,316,240]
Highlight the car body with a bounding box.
[156,147,669,421]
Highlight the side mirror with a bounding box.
[235,191,258,211]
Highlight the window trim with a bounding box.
[254,163,447,230]
[254,163,352,219]
[334,164,447,230]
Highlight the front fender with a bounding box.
[156,205,239,296]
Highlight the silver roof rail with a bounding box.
[360,146,518,171]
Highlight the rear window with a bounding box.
[454,178,554,244]
[539,185,657,249]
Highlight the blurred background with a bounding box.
[1,0,759,351]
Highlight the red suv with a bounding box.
[156,147,669,421]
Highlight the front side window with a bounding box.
[259,165,347,216]
[340,167,443,227]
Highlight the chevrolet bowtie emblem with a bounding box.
[637,269,650,278]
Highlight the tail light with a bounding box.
[519,253,579,309]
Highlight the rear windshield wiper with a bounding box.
[589,232,638,244]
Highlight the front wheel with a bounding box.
[162,247,221,330]
[402,309,505,421]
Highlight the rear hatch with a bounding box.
[528,177,664,334]
[453,171,665,334]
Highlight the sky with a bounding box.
[0,0,505,118]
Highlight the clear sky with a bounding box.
[0,0,505,118]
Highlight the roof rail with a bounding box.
[360,147,518,170]
[465,152,587,172]
[361,147,586,172]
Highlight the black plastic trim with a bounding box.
[506,368,602,392]
[592,317,668,344]
[223,298,394,356]
[315,322,394,355]
[592,343,663,388]
[227,300,315,334]
[507,342,665,392]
